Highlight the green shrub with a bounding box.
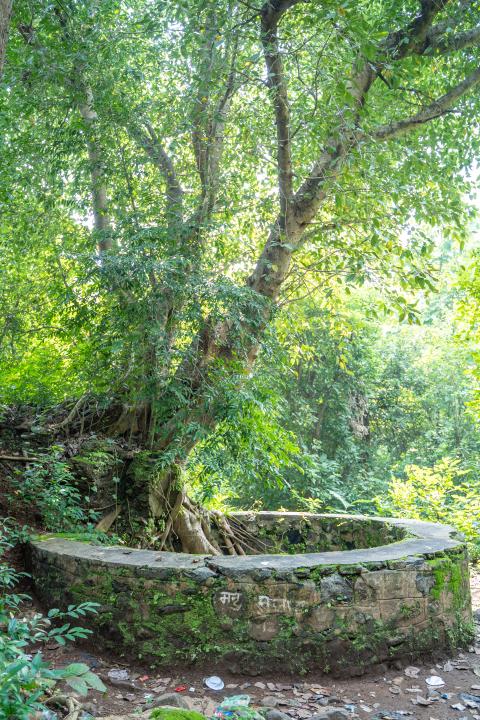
[0,520,105,719]
[9,447,98,531]
[376,457,480,561]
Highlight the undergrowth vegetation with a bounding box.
[0,520,106,720]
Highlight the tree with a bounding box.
[1,0,480,552]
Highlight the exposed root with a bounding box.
[48,393,92,431]
[45,694,82,720]
[158,487,185,549]
[157,496,267,556]
[173,497,221,554]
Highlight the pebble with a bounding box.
[150,692,190,709]
[262,696,282,708]
[310,709,350,720]
[122,693,136,702]
[265,711,291,720]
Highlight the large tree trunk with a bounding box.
[123,451,253,554]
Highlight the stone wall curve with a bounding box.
[28,513,473,675]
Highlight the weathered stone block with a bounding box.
[319,573,353,603]
[361,569,422,599]
[248,617,280,640]
[379,598,426,626]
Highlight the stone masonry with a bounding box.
[27,513,473,675]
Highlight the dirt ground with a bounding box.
[35,568,480,719]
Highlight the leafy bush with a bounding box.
[9,447,98,531]
[0,520,105,719]
[376,457,480,561]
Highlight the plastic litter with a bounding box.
[41,712,58,720]
[404,667,420,678]
[459,693,480,707]
[107,668,130,682]
[175,684,188,692]
[223,696,252,706]
[214,695,263,720]
[205,676,225,691]
[425,676,444,687]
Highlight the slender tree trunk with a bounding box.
[77,84,114,251]
[0,0,12,80]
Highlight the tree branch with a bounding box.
[77,83,114,251]
[290,0,455,228]
[53,5,114,253]
[129,121,184,221]
[384,0,451,59]
[190,7,239,227]
[261,0,295,219]
[426,23,480,54]
[370,65,480,141]
[247,0,459,303]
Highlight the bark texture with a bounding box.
[0,0,12,79]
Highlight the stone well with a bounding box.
[28,512,473,674]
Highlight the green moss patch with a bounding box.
[150,709,206,720]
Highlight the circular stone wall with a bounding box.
[28,513,473,675]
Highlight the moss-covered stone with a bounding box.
[26,512,473,674]
[150,709,206,720]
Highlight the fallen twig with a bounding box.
[0,454,39,462]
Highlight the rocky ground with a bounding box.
[35,569,480,720]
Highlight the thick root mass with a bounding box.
[152,495,266,555]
